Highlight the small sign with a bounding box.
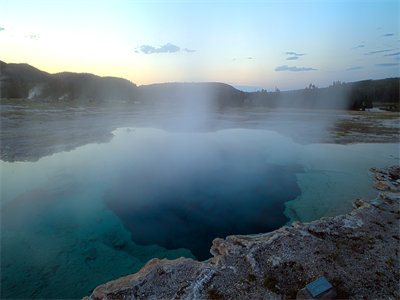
[306,277,333,298]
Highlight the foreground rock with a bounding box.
[85,166,400,299]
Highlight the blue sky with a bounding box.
[0,0,398,90]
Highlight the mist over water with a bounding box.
[1,83,399,298]
[1,123,398,298]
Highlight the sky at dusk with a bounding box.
[0,0,399,90]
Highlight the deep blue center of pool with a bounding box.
[106,155,302,260]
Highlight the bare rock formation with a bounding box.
[85,166,400,299]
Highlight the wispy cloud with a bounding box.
[286,51,304,56]
[376,63,399,67]
[138,43,180,54]
[231,57,254,61]
[364,49,394,55]
[275,65,316,72]
[382,33,394,37]
[384,52,400,56]
[136,43,196,54]
[286,56,299,60]
[346,66,364,71]
[351,44,364,49]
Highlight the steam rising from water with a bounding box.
[1,83,398,298]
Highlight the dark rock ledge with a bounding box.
[85,166,400,299]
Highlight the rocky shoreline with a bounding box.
[84,166,400,299]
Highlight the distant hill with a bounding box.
[138,82,245,109]
[1,61,399,110]
[0,61,50,99]
[0,61,245,107]
[0,61,138,102]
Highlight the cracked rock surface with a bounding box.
[85,166,400,299]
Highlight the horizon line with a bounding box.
[1,59,398,93]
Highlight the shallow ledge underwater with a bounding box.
[85,166,400,300]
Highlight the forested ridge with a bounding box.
[1,61,398,110]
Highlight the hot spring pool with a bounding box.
[1,127,398,298]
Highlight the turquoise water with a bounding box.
[1,127,398,298]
